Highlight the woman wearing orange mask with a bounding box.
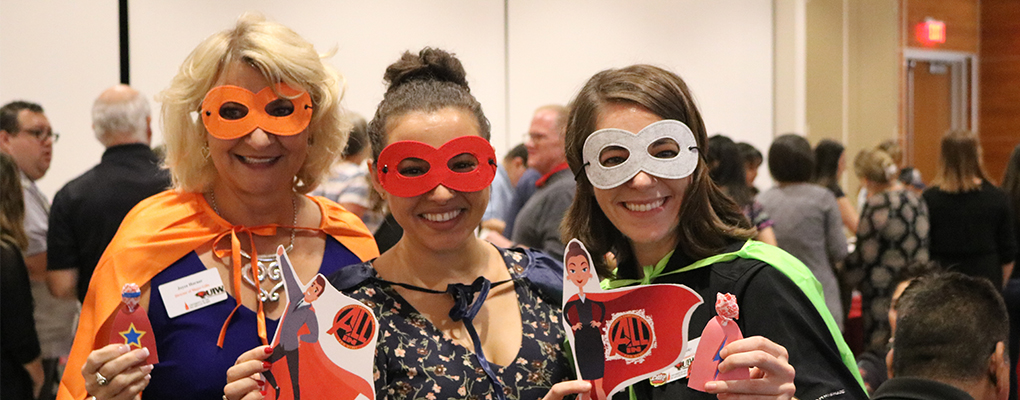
[58,13,377,400]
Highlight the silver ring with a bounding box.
[96,371,110,386]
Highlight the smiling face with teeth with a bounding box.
[591,103,691,262]
[371,107,489,251]
[206,61,310,200]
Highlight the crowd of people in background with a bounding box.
[1,12,1018,400]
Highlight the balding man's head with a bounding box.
[525,105,569,174]
[93,84,151,147]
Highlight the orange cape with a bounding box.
[57,190,378,400]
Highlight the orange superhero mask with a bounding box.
[200,83,313,139]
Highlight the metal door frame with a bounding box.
[904,48,979,165]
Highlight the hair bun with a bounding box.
[384,47,469,92]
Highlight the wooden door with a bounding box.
[906,58,972,185]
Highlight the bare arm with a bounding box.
[23,252,46,282]
[837,197,858,235]
[25,357,43,399]
[47,269,78,299]
[1004,262,1014,290]
[755,226,778,246]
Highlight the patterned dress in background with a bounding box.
[336,248,570,400]
[846,188,929,351]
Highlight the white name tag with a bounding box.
[649,337,700,387]
[158,268,228,318]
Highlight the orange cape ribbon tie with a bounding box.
[213,224,286,348]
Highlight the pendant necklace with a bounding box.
[209,192,297,302]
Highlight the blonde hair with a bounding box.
[877,139,903,167]
[932,130,987,193]
[854,149,897,184]
[159,12,348,193]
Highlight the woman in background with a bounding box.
[814,139,858,234]
[1,152,44,400]
[922,131,1016,290]
[998,143,1020,400]
[312,115,384,233]
[737,142,763,195]
[845,148,929,353]
[707,134,776,245]
[758,134,849,330]
[563,64,865,400]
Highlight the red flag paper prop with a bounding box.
[264,246,376,400]
[108,283,158,365]
[687,292,750,391]
[561,239,702,399]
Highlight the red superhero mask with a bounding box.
[200,83,313,139]
[376,136,497,198]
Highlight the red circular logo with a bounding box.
[327,305,375,349]
[608,313,654,358]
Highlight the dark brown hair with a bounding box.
[768,134,815,183]
[932,130,988,193]
[367,48,490,161]
[562,64,754,277]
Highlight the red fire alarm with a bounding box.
[917,18,947,45]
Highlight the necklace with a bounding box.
[209,192,297,302]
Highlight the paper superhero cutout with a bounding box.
[688,293,750,391]
[200,83,313,140]
[561,239,703,400]
[107,283,159,365]
[375,135,498,198]
[264,246,376,400]
[581,119,699,189]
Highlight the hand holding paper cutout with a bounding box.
[108,283,158,365]
[561,239,702,400]
[688,293,750,391]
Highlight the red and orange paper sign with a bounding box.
[263,246,376,400]
[561,239,703,399]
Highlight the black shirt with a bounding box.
[871,377,975,400]
[1,240,41,400]
[614,240,868,400]
[47,143,170,302]
[923,181,1018,288]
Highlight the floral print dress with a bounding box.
[847,188,929,351]
[336,247,570,400]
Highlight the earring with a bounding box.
[201,144,210,159]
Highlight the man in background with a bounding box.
[511,105,573,259]
[47,84,170,303]
[482,143,529,235]
[875,272,1009,400]
[0,100,78,400]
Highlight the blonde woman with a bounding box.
[59,14,377,400]
[846,149,929,352]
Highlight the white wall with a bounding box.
[0,1,120,198]
[1,0,775,198]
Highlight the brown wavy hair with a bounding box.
[0,153,28,250]
[932,130,988,193]
[561,64,754,277]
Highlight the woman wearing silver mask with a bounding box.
[562,65,867,400]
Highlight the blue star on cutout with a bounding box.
[119,323,146,348]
